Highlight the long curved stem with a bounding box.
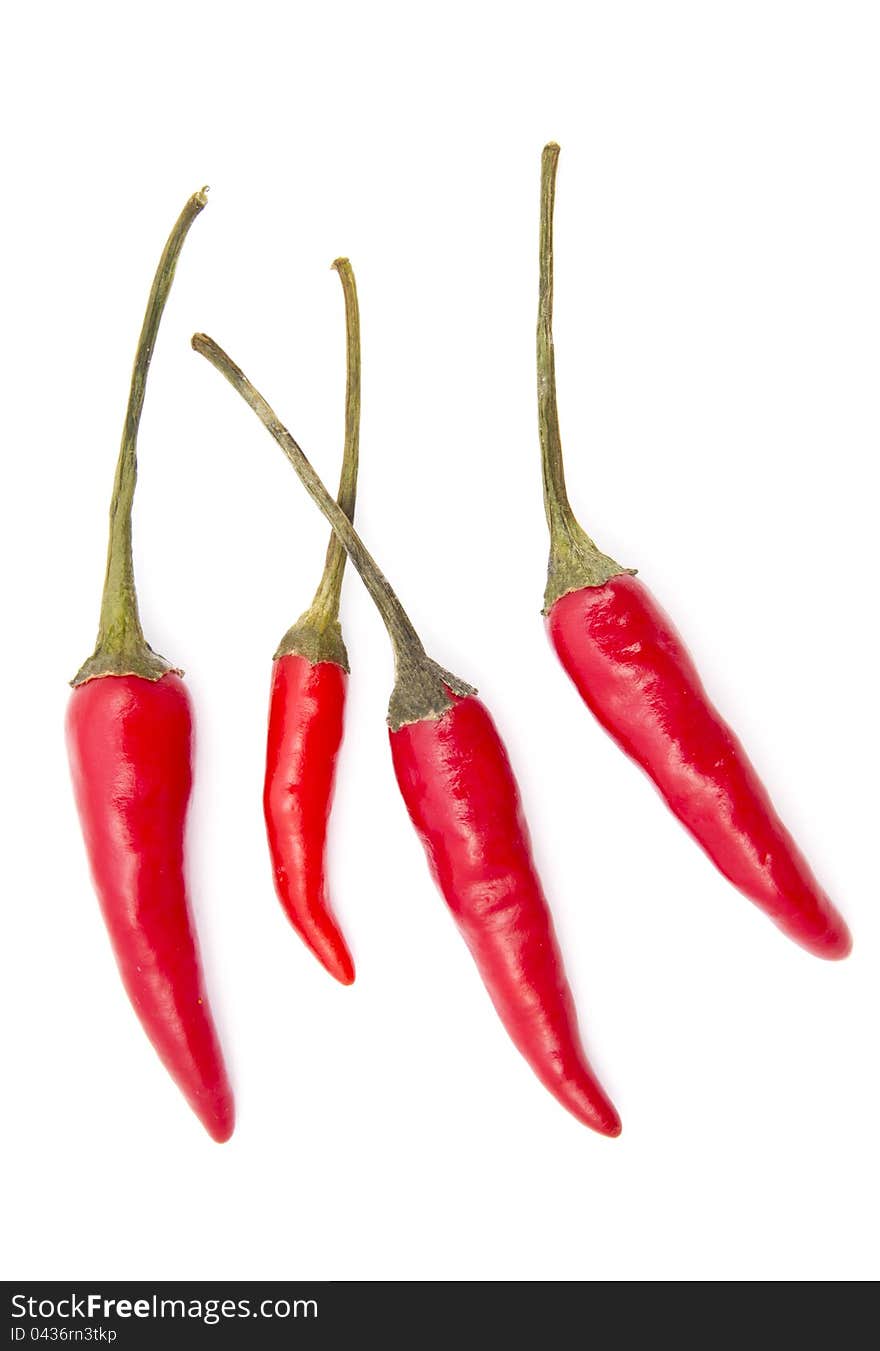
[73,188,208,684]
[537,142,574,536]
[312,257,361,618]
[194,333,418,654]
[274,258,361,667]
[193,332,474,726]
[536,143,629,611]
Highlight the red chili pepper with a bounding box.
[537,143,851,960]
[389,693,619,1132]
[193,332,621,1136]
[263,259,360,985]
[68,191,234,1141]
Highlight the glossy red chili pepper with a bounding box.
[193,331,621,1136]
[390,692,620,1133]
[262,259,360,985]
[537,143,851,961]
[68,191,234,1141]
[265,655,353,983]
[67,675,233,1140]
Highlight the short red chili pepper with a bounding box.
[68,190,234,1141]
[266,658,352,982]
[193,332,621,1137]
[263,259,360,985]
[537,143,851,961]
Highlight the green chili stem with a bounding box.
[100,188,208,647]
[193,333,423,666]
[309,257,361,621]
[73,188,208,684]
[272,258,361,669]
[537,142,574,537]
[536,143,630,611]
[193,332,475,726]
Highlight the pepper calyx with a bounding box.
[274,608,350,671]
[388,653,476,731]
[71,637,179,686]
[544,515,635,613]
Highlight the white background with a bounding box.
[2,1,877,1282]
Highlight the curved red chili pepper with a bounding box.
[537,143,851,960]
[261,259,360,985]
[549,578,849,956]
[193,332,621,1136]
[390,692,620,1134]
[265,655,353,984]
[69,190,234,1140]
[67,675,234,1141]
